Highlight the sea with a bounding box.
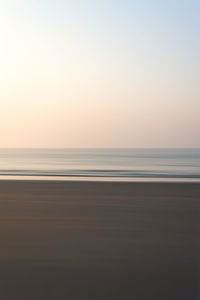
[0,148,200,182]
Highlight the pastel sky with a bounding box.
[1,0,200,147]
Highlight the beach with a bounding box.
[0,180,199,299]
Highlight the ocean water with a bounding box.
[0,148,200,181]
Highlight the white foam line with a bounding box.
[0,175,200,183]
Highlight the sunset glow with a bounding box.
[1,0,199,147]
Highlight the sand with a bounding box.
[0,180,199,299]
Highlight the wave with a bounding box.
[0,169,200,179]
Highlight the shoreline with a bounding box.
[0,175,200,182]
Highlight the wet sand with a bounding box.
[0,180,199,299]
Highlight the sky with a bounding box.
[1,0,200,148]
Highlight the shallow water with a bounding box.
[0,148,199,180]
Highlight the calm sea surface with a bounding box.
[0,148,200,181]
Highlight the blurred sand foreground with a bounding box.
[0,180,199,299]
